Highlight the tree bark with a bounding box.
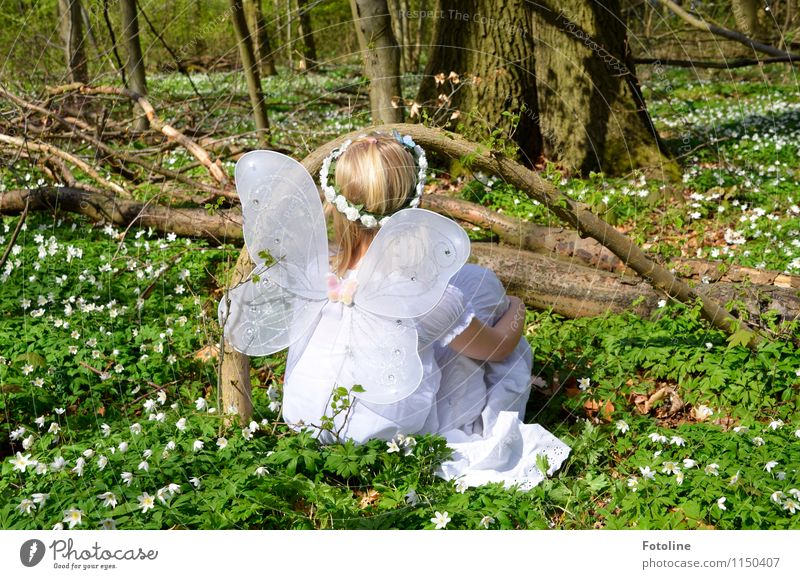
[416,1,675,178]
[57,0,89,84]
[529,0,674,178]
[424,193,800,289]
[415,0,542,166]
[731,0,765,40]
[349,0,404,123]
[230,0,271,146]
[243,0,277,76]
[469,243,800,322]
[119,0,148,131]
[0,187,243,243]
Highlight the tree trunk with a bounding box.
[731,0,766,41]
[349,0,404,123]
[230,0,270,146]
[417,1,675,177]
[57,0,88,84]
[469,243,800,322]
[119,0,148,131]
[284,0,293,71]
[296,0,318,71]
[386,0,404,73]
[416,0,542,166]
[423,194,800,289]
[529,0,674,178]
[244,0,277,76]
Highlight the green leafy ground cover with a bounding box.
[1,66,799,530]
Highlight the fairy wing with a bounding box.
[355,208,471,318]
[337,209,471,404]
[237,150,329,298]
[325,309,422,405]
[218,151,328,355]
[219,267,327,356]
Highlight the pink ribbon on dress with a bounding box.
[327,273,358,306]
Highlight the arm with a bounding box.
[447,296,526,362]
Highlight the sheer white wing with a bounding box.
[354,208,470,318]
[219,150,329,355]
[236,150,328,299]
[341,208,470,404]
[325,308,423,405]
[219,265,325,356]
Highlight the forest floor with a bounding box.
[1,63,799,530]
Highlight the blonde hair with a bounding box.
[329,132,418,275]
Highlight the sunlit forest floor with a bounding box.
[1,64,799,530]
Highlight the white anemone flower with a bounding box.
[431,511,451,529]
[63,508,83,529]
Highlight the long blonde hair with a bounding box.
[329,132,418,275]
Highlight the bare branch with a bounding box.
[657,0,800,60]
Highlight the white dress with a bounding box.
[282,263,571,490]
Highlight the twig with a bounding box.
[135,0,210,113]
[636,56,799,68]
[124,380,179,410]
[139,248,191,301]
[0,86,225,196]
[0,134,130,197]
[657,0,800,60]
[0,195,29,272]
[76,84,236,197]
[101,0,126,84]
[44,83,236,198]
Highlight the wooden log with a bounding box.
[469,243,800,322]
[0,187,243,243]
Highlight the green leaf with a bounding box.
[727,328,753,349]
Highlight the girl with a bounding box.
[226,131,570,489]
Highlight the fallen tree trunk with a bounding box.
[5,186,799,293]
[0,187,243,243]
[469,244,800,322]
[424,194,800,289]
[4,187,795,322]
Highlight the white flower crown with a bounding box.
[319,130,428,228]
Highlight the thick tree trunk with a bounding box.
[58,0,88,84]
[349,0,404,123]
[415,0,542,166]
[244,0,277,76]
[119,0,148,131]
[230,0,271,146]
[529,0,674,178]
[731,0,766,41]
[296,0,318,71]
